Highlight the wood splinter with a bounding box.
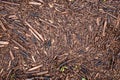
[28,64,43,71]
[29,1,42,6]
[25,21,44,41]
[103,20,107,36]
[0,41,9,45]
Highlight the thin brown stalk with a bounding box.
[28,64,43,71]
[39,18,57,28]
[1,1,20,6]
[0,20,7,31]
[25,21,44,41]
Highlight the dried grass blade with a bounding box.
[28,64,43,71]
[7,61,11,70]
[31,55,36,62]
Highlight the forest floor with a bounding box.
[0,0,120,80]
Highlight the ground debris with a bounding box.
[0,0,120,80]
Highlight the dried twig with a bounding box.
[9,50,14,60]
[0,45,4,47]
[103,20,107,36]
[1,1,20,6]
[28,64,43,71]
[39,18,57,28]
[7,61,11,70]
[0,69,3,75]
[0,20,7,31]
[0,41,9,45]
[12,39,26,51]
[36,71,48,75]
[106,12,117,19]
[31,55,36,62]
[96,17,101,26]
[25,21,44,41]
[29,1,42,5]
[99,9,117,19]
[29,28,41,41]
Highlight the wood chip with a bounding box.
[96,17,101,26]
[28,64,43,71]
[29,28,41,41]
[12,39,26,51]
[8,15,18,19]
[103,20,107,36]
[36,71,48,75]
[1,1,20,6]
[0,45,5,47]
[7,61,12,70]
[39,18,57,28]
[25,21,44,41]
[9,50,14,60]
[0,20,7,31]
[29,2,42,5]
[0,41,9,45]
[0,69,3,75]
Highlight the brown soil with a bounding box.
[0,0,120,80]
